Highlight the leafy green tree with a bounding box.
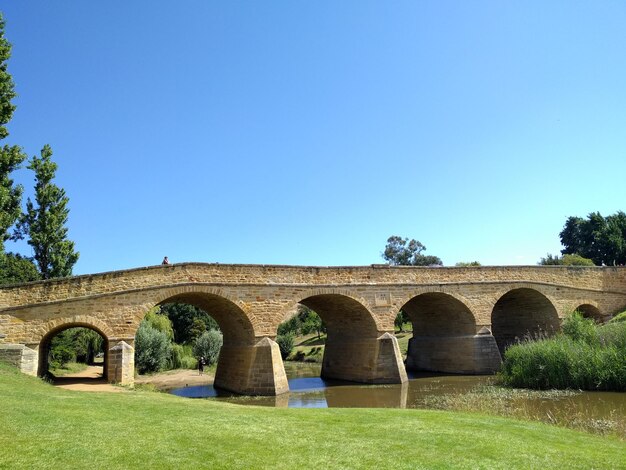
[0,252,39,285]
[143,307,174,341]
[0,14,27,253]
[15,145,79,279]
[539,253,595,266]
[135,322,172,374]
[559,212,626,266]
[276,333,294,359]
[383,235,442,266]
[298,306,325,339]
[160,303,219,344]
[193,330,223,366]
[455,261,481,267]
[394,310,409,332]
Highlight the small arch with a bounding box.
[491,288,559,355]
[401,292,477,336]
[38,321,109,380]
[575,304,603,323]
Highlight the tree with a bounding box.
[539,253,595,266]
[559,212,626,266]
[298,306,325,339]
[0,14,27,253]
[394,310,409,332]
[455,261,481,267]
[0,252,39,285]
[276,333,294,359]
[135,322,172,374]
[193,330,223,366]
[15,145,79,279]
[383,235,443,266]
[160,303,219,344]
[143,307,174,341]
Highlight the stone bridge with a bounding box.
[1,263,625,395]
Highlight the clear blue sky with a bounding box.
[2,1,625,274]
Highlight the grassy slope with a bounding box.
[0,363,624,469]
[289,327,412,361]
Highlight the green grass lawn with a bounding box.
[1,362,624,469]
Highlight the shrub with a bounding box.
[168,343,200,370]
[143,308,174,341]
[562,311,597,344]
[193,330,223,366]
[135,322,172,374]
[609,311,626,323]
[49,344,75,370]
[276,333,294,359]
[499,311,626,391]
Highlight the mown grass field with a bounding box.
[1,362,625,469]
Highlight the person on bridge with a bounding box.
[162,256,169,265]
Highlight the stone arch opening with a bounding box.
[400,293,500,374]
[156,292,255,347]
[298,294,379,341]
[38,323,108,382]
[575,304,603,323]
[280,293,405,384]
[402,292,476,338]
[136,291,281,395]
[491,288,559,355]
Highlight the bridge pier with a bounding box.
[107,340,135,386]
[405,328,501,374]
[322,332,408,384]
[214,337,289,396]
[0,344,38,376]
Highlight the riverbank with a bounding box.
[50,365,213,392]
[1,361,624,469]
[135,367,214,390]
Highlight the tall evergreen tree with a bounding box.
[0,13,27,252]
[15,145,79,278]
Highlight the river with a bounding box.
[170,362,626,432]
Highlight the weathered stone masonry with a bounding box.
[1,263,625,395]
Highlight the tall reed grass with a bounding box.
[499,311,626,391]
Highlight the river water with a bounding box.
[170,362,626,428]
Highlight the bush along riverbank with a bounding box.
[499,311,626,391]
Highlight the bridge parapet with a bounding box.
[1,263,624,310]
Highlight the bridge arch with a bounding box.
[401,292,477,337]
[37,317,111,379]
[574,303,603,323]
[401,292,499,374]
[147,287,284,394]
[281,292,405,384]
[295,292,379,339]
[491,287,559,355]
[151,287,255,346]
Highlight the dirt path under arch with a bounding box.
[53,365,213,392]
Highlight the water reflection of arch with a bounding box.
[324,382,408,409]
[37,316,112,379]
[491,287,559,355]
